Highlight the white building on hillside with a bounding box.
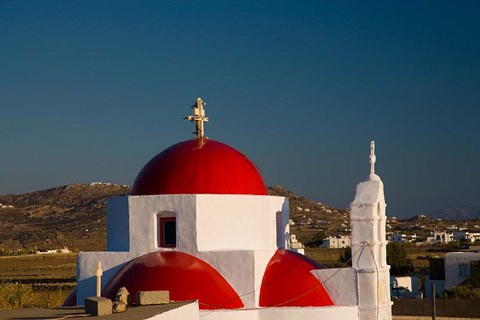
[289,234,305,254]
[322,235,351,248]
[444,252,480,288]
[390,233,418,243]
[427,231,453,244]
[452,232,480,243]
[425,251,480,298]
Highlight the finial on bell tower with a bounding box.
[184,97,209,138]
[369,140,376,175]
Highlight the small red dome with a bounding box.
[131,138,267,195]
[260,249,334,307]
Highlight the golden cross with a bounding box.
[184,98,209,138]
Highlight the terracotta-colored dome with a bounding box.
[131,138,267,195]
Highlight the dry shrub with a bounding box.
[0,283,68,310]
[0,283,36,309]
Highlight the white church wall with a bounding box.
[311,268,358,306]
[128,195,197,254]
[150,301,199,320]
[200,309,260,320]
[357,270,379,318]
[116,194,286,254]
[198,250,258,308]
[254,250,277,307]
[198,306,359,320]
[77,251,132,305]
[107,196,130,251]
[196,250,276,309]
[258,306,359,320]
[195,195,280,251]
[271,197,289,248]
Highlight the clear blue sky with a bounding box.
[1,0,479,218]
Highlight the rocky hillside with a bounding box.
[267,185,350,244]
[0,183,130,208]
[0,183,130,252]
[0,183,348,252]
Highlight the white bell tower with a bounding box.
[350,141,392,320]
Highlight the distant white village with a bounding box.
[89,182,130,188]
[290,208,480,250]
[36,246,71,255]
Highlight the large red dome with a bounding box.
[102,251,244,309]
[131,138,267,195]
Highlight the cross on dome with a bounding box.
[369,141,376,175]
[184,97,209,138]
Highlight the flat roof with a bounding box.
[0,301,195,320]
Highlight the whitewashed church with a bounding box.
[64,98,392,320]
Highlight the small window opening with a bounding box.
[159,217,176,247]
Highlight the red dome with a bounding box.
[260,249,334,307]
[131,138,267,195]
[102,251,244,309]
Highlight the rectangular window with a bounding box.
[158,217,176,247]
